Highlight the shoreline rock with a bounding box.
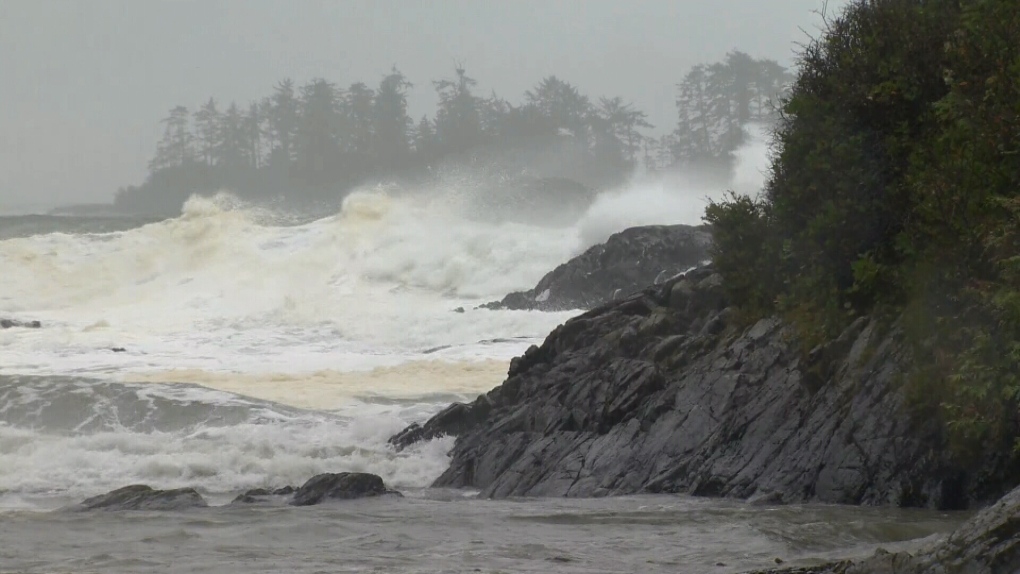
[482,224,711,311]
[71,472,401,511]
[290,472,403,506]
[71,485,208,511]
[1,318,41,329]
[746,482,1020,573]
[393,265,1008,508]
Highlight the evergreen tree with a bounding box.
[295,78,342,185]
[345,82,375,170]
[243,101,263,169]
[193,98,221,166]
[525,76,593,150]
[148,105,193,172]
[433,66,484,155]
[267,79,300,167]
[412,114,438,166]
[371,67,413,173]
[214,102,248,169]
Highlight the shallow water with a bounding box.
[0,492,964,574]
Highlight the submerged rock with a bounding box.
[394,265,1007,507]
[289,472,402,506]
[0,318,41,329]
[73,485,208,511]
[483,224,711,311]
[231,486,296,505]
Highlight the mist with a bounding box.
[0,0,845,213]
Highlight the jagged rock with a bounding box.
[751,483,1020,573]
[1,318,41,329]
[289,472,402,506]
[394,264,1008,507]
[389,400,493,451]
[72,485,208,511]
[483,224,711,311]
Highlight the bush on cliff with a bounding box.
[705,0,1020,470]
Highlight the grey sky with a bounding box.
[0,0,842,208]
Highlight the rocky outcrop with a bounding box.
[72,473,400,511]
[483,224,711,311]
[289,472,402,506]
[395,265,1006,508]
[751,483,1020,573]
[1,318,41,329]
[72,485,208,511]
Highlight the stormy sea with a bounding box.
[0,138,966,573]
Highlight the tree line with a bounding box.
[115,52,791,214]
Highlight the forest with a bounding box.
[706,0,1020,477]
[113,51,792,215]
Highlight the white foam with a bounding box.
[0,135,772,509]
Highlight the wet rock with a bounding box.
[72,485,208,511]
[1,318,41,329]
[750,482,1020,573]
[389,400,493,451]
[231,485,297,505]
[393,263,1008,507]
[483,224,711,311]
[289,472,402,506]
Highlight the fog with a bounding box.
[0,0,844,210]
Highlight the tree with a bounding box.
[596,96,652,167]
[433,65,484,155]
[214,102,248,169]
[243,101,264,169]
[148,105,193,172]
[412,114,438,166]
[193,98,221,165]
[267,79,300,167]
[371,67,413,173]
[525,76,593,149]
[295,78,342,184]
[344,82,375,172]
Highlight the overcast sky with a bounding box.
[0,0,843,208]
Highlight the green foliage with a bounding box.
[703,192,775,318]
[707,0,1020,469]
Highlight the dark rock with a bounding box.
[231,485,296,505]
[110,347,127,353]
[72,485,208,511]
[393,264,1009,507]
[389,400,493,451]
[749,482,1020,573]
[1,318,41,329]
[289,472,402,506]
[483,224,711,311]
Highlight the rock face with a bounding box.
[73,485,208,511]
[1,318,41,329]
[290,472,402,506]
[751,483,1020,573]
[484,224,711,311]
[394,265,1005,508]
